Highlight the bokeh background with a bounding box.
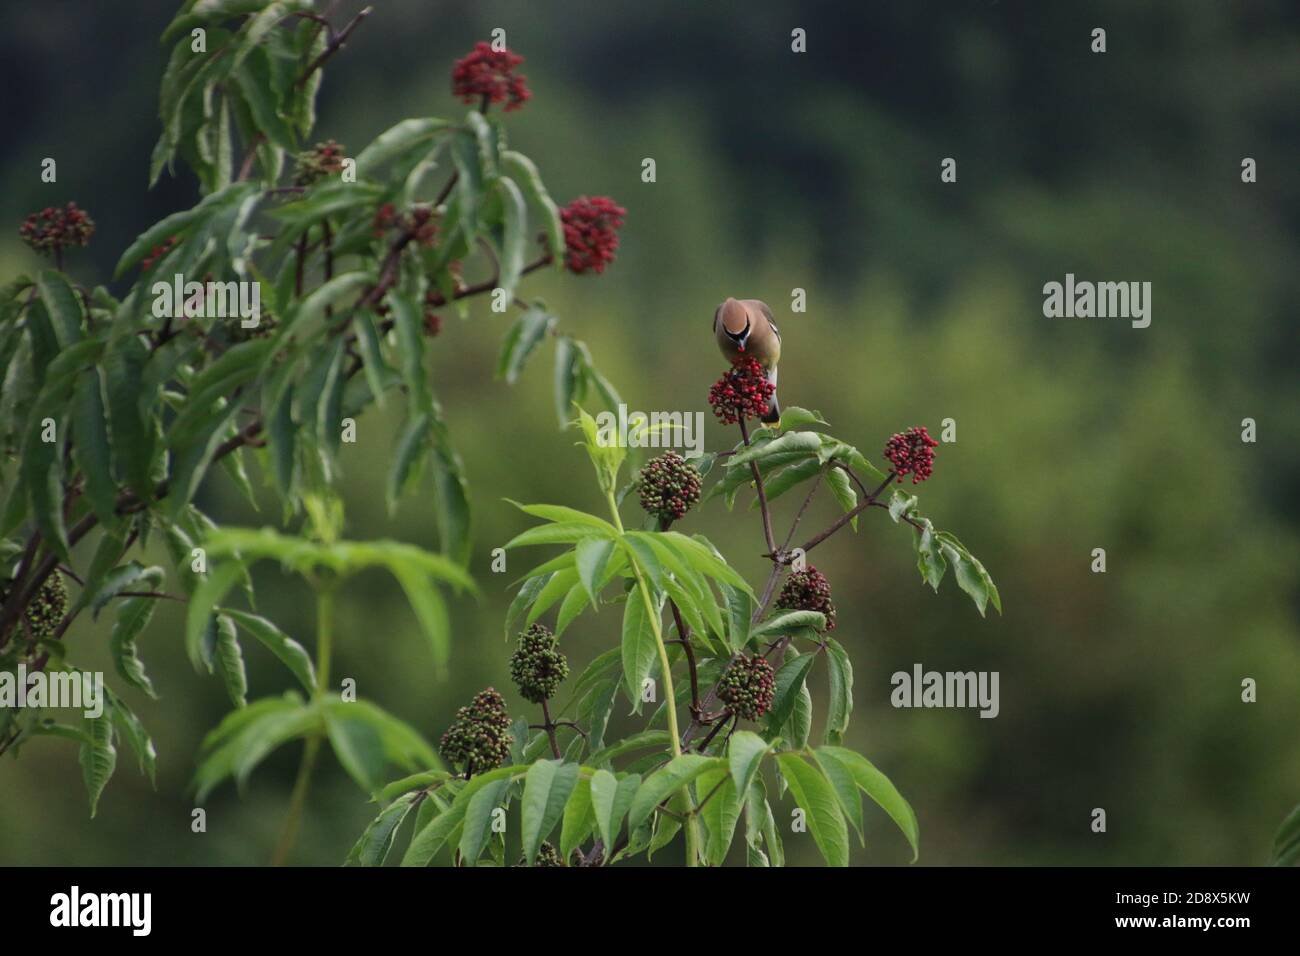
[1,0,1298,865]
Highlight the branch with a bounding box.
[738,417,777,555]
[797,471,894,555]
[295,5,373,88]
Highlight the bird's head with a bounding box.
[719,297,751,350]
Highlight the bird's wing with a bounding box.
[745,299,780,339]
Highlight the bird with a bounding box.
[713,296,782,423]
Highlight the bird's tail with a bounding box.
[761,367,780,424]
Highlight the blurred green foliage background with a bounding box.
[1,0,1297,865]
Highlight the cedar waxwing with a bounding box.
[714,297,782,423]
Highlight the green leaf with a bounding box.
[36,271,85,345]
[586,730,670,767]
[110,595,160,699]
[775,752,849,866]
[620,587,658,713]
[497,307,557,384]
[697,767,742,866]
[79,711,117,818]
[355,117,451,175]
[185,560,244,672]
[726,431,821,468]
[233,51,297,150]
[652,532,754,597]
[824,638,853,745]
[559,775,594,859]
[520,759,580,865]
[763,653,817,738]
[553,581,591,637]
[811,747,864,845]
[728,730,774,798]
[87,562,165,619]
[505,521,611,549]
[346,791,420,867]
[386,559,452,669]
[574,536,617,604]
[193,694,319,801]
[745,774,783,867]
[888,489,918,523]
[938,541,988,616]
[552,336,579,428]
[776,406,829,430]
[214,614,248,707]
[105,686,157,784]
[221,608,315,692]
[628,754,723,834]
[913,520,947,591]
[494,176,528,298]
[589,769,641,850]
[825,466,858,530]
[500,150,564,266]
[816,745,919,861]
[752,609,826,639]
[458,778,511,865]
[505,573,552,640]
[386,413,430,512]
[507,501,620,534]
[70,369,116,526]
[1273,802,1300,866]
[323,699,440,795]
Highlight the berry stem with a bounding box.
[539,699,563,759]
[738,417,777,555]
[605,489,701,867]
[270,584,334,866]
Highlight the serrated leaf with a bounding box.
[346,791,420,866]
[775,752,848,866]
[816,745,919,861]
[627,754,722,834]
[221,608,315,692]
[520,759,579,865]
[79,712,117,818]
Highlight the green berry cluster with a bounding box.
[515,841,564,866]
[717,654,776,721]
[637,451,702,522]
[775,565,836,632]
[509,623,569,703]
[24,573,68,641]
[292,139,347,186]
[439,687,513,774]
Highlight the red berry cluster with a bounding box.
[19,202,94,255]
[717,654,776,721]
[371,203,436,246]
[560,196,626,275]
[707,358,775,425]
[141,235,180,271]
[883,426,938,483]
[775,565,836,632]
[451,42,531,112]
[292,139,347,186]
[637,451,703,522]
